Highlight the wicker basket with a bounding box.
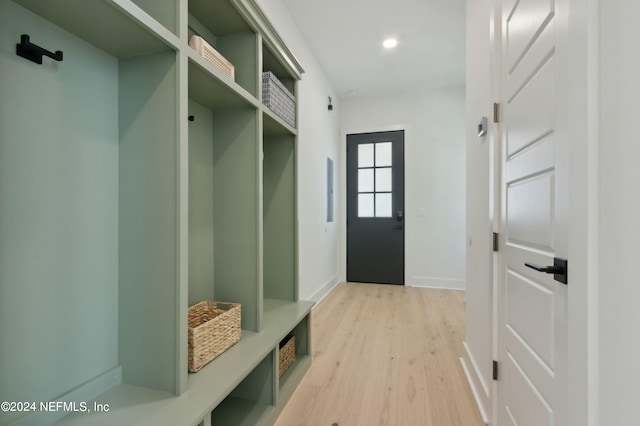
[189,35,235,81]
[278,334,296,377]
[188,301,241,372]
[262,71,296,127]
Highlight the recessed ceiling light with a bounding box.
[383,38,398,49]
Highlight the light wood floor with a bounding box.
[275,282,484,426]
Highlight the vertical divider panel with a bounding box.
[176,45,190,395]
[257,111,265,331]
[257,34,264,101]
[297,312,311,357]
[212,107,261,332]
[257,38,265,330]
[119,50,180,394]
[293,80,301,302]
[272,347,280,403]
[178,0,189,42]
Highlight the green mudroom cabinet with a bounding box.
[0,0,311,425]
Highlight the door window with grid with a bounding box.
[357,142,393,217]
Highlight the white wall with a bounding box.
[597,1,640,423]
[461,0,494,421]
[257,0,342,302]
[339,87,466,289]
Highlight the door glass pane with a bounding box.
[358,169,374,192]
[375,168,392,192]
[375,193,392,217]
[375,142,392,167]
[358,144,374,167]
[358,194,374,217]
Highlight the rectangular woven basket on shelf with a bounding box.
[262,71,296,127]
[189,35,235,81]
[278,334,296,377]
[188,300,241,372]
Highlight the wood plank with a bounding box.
[275,283,484,426]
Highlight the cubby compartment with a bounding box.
[278,315,311,393]
[263,129,297,302]
[0,1,180,424]
[263,42,296,93]
[188,98,261,332]
[118,49,180,396]
[2,0,310,424]
[262,43,297,130]
[130,0,178,34]
[188,99,216,306]
[210,352,276,425]
[188,0,259,96]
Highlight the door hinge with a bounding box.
[493,103,500,123]
[493,360,499,381]
[493,232,499,252]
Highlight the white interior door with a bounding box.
[497,0,569,424]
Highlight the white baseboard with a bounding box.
[461,342,490,424]
[308,275,341,307]
[406,276,466,290]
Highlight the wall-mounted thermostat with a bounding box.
[477,116,488,138]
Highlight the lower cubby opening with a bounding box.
[209,397,275,426]
[278,314,311,392]
[210,351,275,425]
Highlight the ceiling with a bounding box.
[281,0,466,99]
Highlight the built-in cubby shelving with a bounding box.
[1,0,309,424]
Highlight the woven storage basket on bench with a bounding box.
[278,334,296,377]
[188,300,241,372]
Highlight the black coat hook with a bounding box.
[16,34,63,65]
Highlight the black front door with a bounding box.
[346,130,404,285]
